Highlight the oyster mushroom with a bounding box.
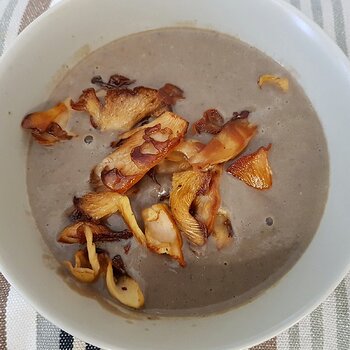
[73,192,146,246]
[106,256,144,309]
[71,79,184,132]
[92,111,188,193]
[142,203,185,267]
[189,118,257,170]
[227,144,273,190]
[156,139,205,174]
[212,209,234,250]
[21,99,73,146]
[64,226,103,282]
[257,74,289,92]
[192,165,223,233]
[169,170,211,246]
[58,221,132,244]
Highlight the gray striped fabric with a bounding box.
[36,314,60,350]
[0,0,350,349]
[0,0,20,54]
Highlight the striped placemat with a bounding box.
[0,0,349,349]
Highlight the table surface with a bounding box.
[0,0,350,349]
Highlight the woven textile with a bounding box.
[0,0,349,349]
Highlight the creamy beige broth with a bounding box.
[26,28,329,316]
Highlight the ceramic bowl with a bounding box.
[0,0,350,349]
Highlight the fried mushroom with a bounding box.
[169,170,211,246]
[64,226,103,282]
[73,192,146,246]
[189,118,257,170]
[212,209,234,250]
[92,112,188,193]
[71,81,184,132]
[258,74,289,92]
[192,165,222,234]
[227,144,272,189]
[106,256,144,309]
[142,203,185,267]
[58,221,132,244]
[21,100,73,146]
[156,139,205,174]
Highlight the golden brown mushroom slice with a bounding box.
[227,144,272,190]
[21,100,73,146]
[156,139,205,174]
[74,192,146,246]
[257,74,289,92]
[169,170,211,246]
[64,226,103,282]
[92,112,188,193]
[142,203,185,267]
[192,165,222,234]
[189,118,257,170]
[71,81,184,132]
[106,256,144,309]
[58,221,132,244]
[212,209,234,250]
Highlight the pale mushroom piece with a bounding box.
[189,118,257,170]
[193,165,223,234]
[58,221,132,244]
[142,203,185,267]
[64,250,96,283]
[212,209,234,250]
[169,170,210,246]
[156,139,205,174]
[167,139,205,161]
[74,192,146,246]
[92,111,188,193]
[64,226,102,282]
[21,99,73,146]
[105,261,144,309]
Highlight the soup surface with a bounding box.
[26,28,329,316]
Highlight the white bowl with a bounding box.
[1,0,350,349]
